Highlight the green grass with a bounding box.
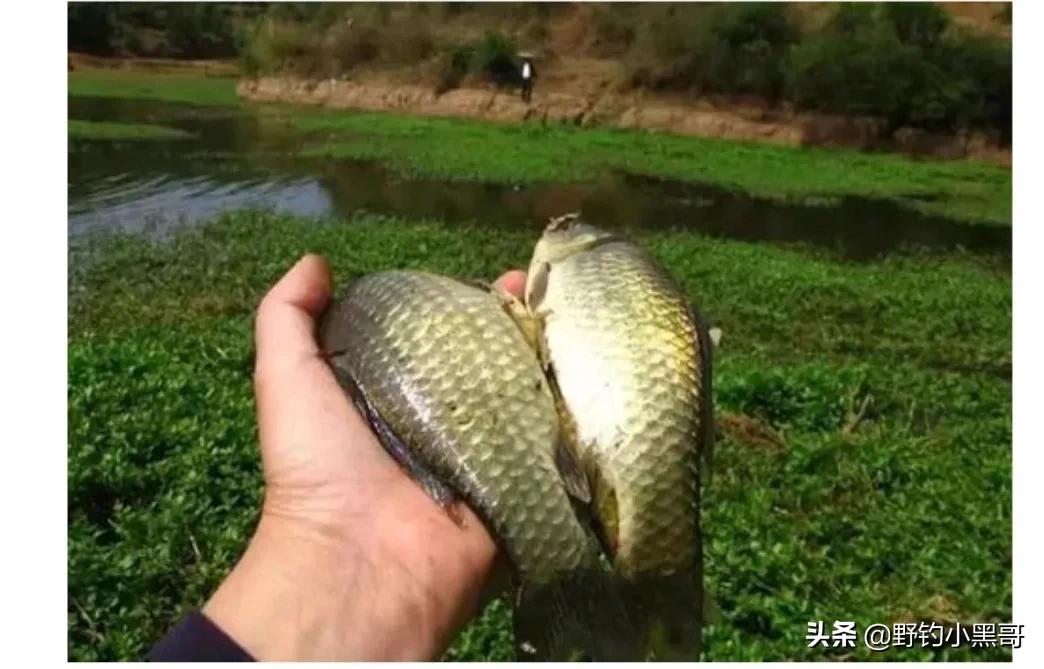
[68,70,240,107]
[68,211,1011,661]
[294,110,1011,226]
[68,119,195,142]
[66,71,1010,226]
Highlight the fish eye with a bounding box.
[546,211,582,232]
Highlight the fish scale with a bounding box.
[320,270,641,660]
[527,220,711,660]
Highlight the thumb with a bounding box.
[254,254,331,372]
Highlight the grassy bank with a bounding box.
[68,70,240,107]
[68,119,195,142]
[296,111,1011,226]
[69,211,1011,661]
[67,70,1011,226]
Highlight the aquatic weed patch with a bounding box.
[67,71,1010,225]
[69,212,1010,660]
[295,110,1011,226]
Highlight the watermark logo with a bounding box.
[805,621,1023,652]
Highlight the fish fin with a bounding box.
[328,363,464,525]
[690,302,716,477]
[539,358,590,504]
[493,283,544,356]
[589,469,619,555]
[525,261,551,312]
[622,569,705,661]
[460,277,492,292]
[553,434,591,504]
[514,568,642,661]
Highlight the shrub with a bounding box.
[69,2,256,59]
[69,3,120,55]
[931,31,1012,140]
[706,2,797,100]
[787,35,942,130]
[325,21,380,74]
[471,31,520,86]
[379,21,435,65]
[434,43,476,94]
[622,4,715,91]
[238,18,317,77]
[431,31,519,93]
[787,24,1011,136]
[828,2,881,38]
[622,3,795,100]
[881,2,951,49]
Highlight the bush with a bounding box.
[881,2,951,49]
[622,4,716,91]
[623,3,795,100]
[379,21,435,65]
[931,31,1012,140]
[787,23,1011,136]
[706,2,797,100]
[69,3,119,55]
[434,43,476,94]
[788,36,927,127]
[828,2,881,38]
[240,11,437,79]
[471,31,520,86]
[325,21,379,74]
[238,18,318,77]
[431,31,519,93]
[69,2,257,59]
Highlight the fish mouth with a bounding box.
[546,211,583,232]
[541,213,625,253]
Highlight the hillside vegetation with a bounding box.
[69,3,1011,141]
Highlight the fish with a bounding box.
[525,214,714,660]
[318,270,640,661]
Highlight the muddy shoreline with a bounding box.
[239,76,1011,167]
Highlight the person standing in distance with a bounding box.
[520,56,535,103]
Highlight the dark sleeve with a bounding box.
[147,612,254,662]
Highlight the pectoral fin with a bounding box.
[690,303,716,475]
[554,434,592,504]
[328,360,464,525]
[493,283,544,357]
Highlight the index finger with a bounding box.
[493,270,527,299]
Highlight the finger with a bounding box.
[253,256,399,482]
[255,254,331,370]
[254,255,357,439]
[493,270,527,299]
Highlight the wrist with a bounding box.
[204,495,495,660]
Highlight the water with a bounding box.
[68,96,1010,261]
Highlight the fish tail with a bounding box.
[514,567,642,661]
[622,569,705,660]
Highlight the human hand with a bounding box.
[203,255,526,660]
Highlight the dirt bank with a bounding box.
[69,52,238,78]
[239,76,1010,167]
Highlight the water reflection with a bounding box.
[68,95,1010,262]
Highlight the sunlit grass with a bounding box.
[68,70,240,107]
[294,110,1011,226]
